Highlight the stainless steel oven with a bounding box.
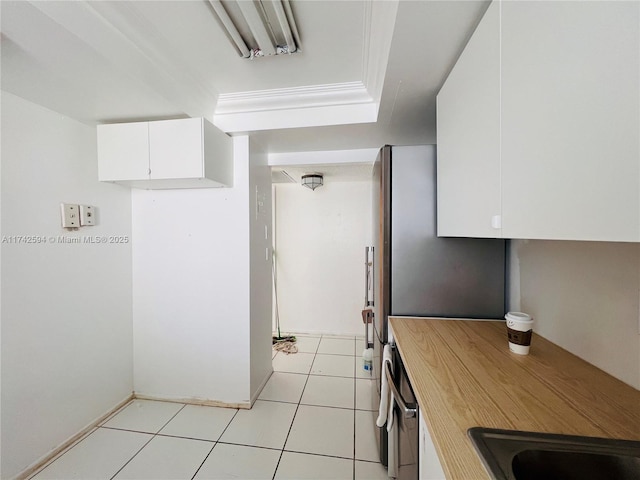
[385,345,419,480]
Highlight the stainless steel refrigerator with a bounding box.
[370,145,506,470]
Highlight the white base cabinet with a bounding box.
[419,414,446,480]
[98,117,233,189]
[437,0,640,241]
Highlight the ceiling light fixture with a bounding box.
[301,174,323,191]
[208,0,301,59]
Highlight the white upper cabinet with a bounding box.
[149,118,205,181]
[501,1,639,241]
[98,117,233,189]
[437,0,640,241]
[97,122,150,181]
[437,1,501,238]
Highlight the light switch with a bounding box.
[79,205,96,226]
[60,204,80,229]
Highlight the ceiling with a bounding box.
[0,0,490,176]
[271,163,374,184]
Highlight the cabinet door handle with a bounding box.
[385,359,417,418]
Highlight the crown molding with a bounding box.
[213,82,378,132]
[363,0,400,103]
[214,0,399,133]
[215,82,372,114]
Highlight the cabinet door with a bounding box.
[501,1,640,241]
[437,1,501,238]
[97,122,149,181]
[149,118,204,180]
[419,414,445,479]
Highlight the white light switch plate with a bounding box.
[60,204,80,229]
[79,205,95,226]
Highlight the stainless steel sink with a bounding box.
[468,427,640,480]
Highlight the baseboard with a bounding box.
[133,393,251,410]
[14,388,262,479]
[274,329,363,338]
[16,393,134,480]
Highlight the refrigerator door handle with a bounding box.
[363,246,374,349]
[365,246,370,306]
[364,246,374,307]
[384,360,416,418]
[369,246,374,307]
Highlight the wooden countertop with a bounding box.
[389,317,640,480]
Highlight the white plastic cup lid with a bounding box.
[505,312,532,323]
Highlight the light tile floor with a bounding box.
[30,334,387,480]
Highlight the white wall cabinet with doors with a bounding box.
[98,117,233,189]
[437,0,640,241]
[437,0,500,239]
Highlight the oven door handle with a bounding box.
[384,359,417,418]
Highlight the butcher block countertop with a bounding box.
[389,316,640,480]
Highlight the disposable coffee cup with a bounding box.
[505,312,533,355]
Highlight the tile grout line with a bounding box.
[33,341,376,480]
[280,449,361,462]
[298,334,360,468]
[189,443,216,480]
[31,398,151,479]
[108,403,187,480]
[213,441,283,452]
[27,427,101,479]
[296,402,357,412]
[100,407,378,450]
[190,408,240,480]
[73,335,366,480]
[270,333,322,480]
[313,352,357,357]
[105,434,155,479]
[29,397,142,479]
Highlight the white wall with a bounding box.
[273,180,372,336]
[1,93,133,479]
[132,136,255,405]
[510,240,640,389]
[249,138,273,401]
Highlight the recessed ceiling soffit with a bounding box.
[212,0,399,133]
